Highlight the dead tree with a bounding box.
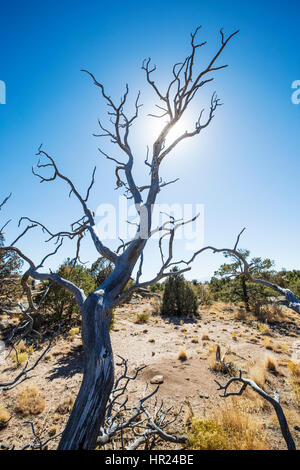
[215,371,296,450]
[0,27,239,449]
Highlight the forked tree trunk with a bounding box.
[58,292,114,450]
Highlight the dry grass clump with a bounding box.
[208,301,232,317]
[252,302,285,324]
[288,361,300,404]
[257,323,272,336]
[15,385,45,416]
[191,337,199,344]
[209,361,228,374]
[232,332,238,341]
[265,356,278,374]
[187,399,268,450]
[201,333,210,341]
[135,312,150,324]
[56,396,74,415]
[12,340,34,365]
[178,349,188,361]
[234,308,247,321]
[0,403,11,427]
[248,355,281,387]
[216,400,268,450]
[288,360,300,377]
[240,388,271,413]
[48,425,58,437]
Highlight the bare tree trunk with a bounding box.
[58,293,114,450]
[241,275,250,312]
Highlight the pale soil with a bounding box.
[0,300,299,450]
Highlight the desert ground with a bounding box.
[0,296,300,450]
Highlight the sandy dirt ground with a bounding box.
[0,299,299,450]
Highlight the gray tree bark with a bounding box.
[58,292,115,450]
[58,260,137,450]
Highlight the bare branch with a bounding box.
[0,336,55,392]
[32,145,118,264]
[82,70,143,206]
[0,193,12,212]
[97,358,187,450]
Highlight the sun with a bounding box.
[145,113,195,148]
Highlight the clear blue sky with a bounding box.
[0,0,299,282]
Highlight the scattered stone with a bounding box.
[150,375,164,384]
[199,393,209,399]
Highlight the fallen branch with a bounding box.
[97,356,187,450]
[215,370,296,450]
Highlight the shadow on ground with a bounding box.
[159,314,200,325]
[47,344,84,381]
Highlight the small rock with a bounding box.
[199,393,209,399]
[150,375,164,384]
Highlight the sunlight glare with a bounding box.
[145,113,195,149]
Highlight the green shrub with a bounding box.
[194,283,213,306]
[187,418,229,450]
[35,259,97,323]
[161,269,198,316]
[135,312,149,324]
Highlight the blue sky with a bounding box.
[0,0,299,282]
